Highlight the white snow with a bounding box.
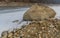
[0,5,60,37]
[0,7,29,37]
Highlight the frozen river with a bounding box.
[0,5,60,37]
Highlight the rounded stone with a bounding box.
[23,4,56,21]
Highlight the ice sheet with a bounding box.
[0,6,60,37]
[0,7,29,36]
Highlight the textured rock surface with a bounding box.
[23,4,56,21]
[1,19,60,38]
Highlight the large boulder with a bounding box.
[23,4,56,21]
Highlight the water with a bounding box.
[0,7,29,14]
[54,0,60,3]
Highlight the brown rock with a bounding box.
[20,19,60,38]
[1,19,60,38]
[23,4,56,21]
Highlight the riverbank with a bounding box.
[0,2,60,6]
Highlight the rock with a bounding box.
[1,31,8,38]
[1,19,60,38]
[23,4,56,21]
[19,19,60,38]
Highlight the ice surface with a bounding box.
[0,7,29,36]
[0,5,60,37]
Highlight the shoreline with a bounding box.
[0,2,60,6]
